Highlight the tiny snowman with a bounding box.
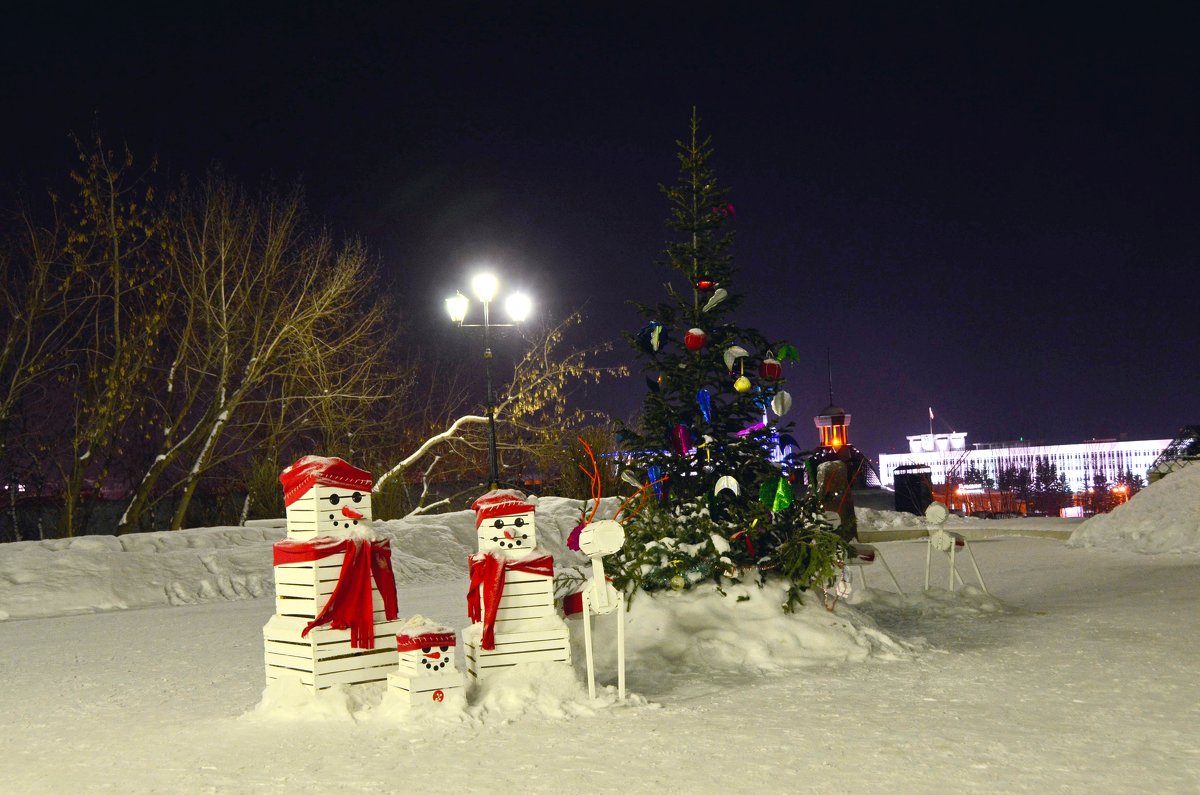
[386,615,465,708]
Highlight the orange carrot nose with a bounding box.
[341,505,364,520]
[424,652,441,659]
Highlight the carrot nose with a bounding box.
[503,530,514,539]
[424,652,441,659]
[341,505,364,520]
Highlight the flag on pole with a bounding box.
[929,407,935,420]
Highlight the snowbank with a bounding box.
[1067,462,1200,554]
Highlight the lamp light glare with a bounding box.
[505,292,532,322]
[445,292,469,323]
[471,272,499,302]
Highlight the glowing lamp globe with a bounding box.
[684,328,707,351]
[758,358,782,381]
[470,272,498,303]
[505,292,532,322]
[445,292,469,323]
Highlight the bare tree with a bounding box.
[116,174,396,532]
[374,311,626,511]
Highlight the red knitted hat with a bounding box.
[396,630,457,653]
[470,490,535,528]
[279,456,373,507]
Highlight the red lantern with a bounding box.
[684,328,707,351]
[758,358,782,381]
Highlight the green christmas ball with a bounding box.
[669,575,686,591]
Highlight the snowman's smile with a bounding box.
[421,646,451,671]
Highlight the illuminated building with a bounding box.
[877,433,1172,493]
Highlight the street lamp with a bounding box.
[446,272,532,490]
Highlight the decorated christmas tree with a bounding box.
[610,111,846,610]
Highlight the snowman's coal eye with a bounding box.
[352,492,363,503]
[329,493,341,505]
[493,519,504,529]
[440,646,449,652]
[421,647,431,653]
[513,517,525,527]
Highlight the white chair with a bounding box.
[923,503,987,593]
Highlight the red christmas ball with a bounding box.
[684,328,707,351]
[696,280,715,290]
[758,358,782,381]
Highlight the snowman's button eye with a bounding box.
[513,517,525,527]
[440,646,449,652]
[421,647,431,653]
[493,519,504,529]
[329,493,340,505]
[352,492,362,503]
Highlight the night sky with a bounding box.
[3,3,1196,463]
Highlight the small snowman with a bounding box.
[387,615,465,708]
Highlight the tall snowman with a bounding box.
[464,490,571,680]
[262,456,403,691]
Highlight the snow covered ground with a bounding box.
[2,483,1198,793]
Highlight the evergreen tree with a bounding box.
[610,111,844,611]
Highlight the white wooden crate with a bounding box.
[465,626,571,678]
[263,614,404,691]
[387,670,465,707]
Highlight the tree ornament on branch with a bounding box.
[714,475,740,496]
[636,321,667,353]
[696,388,712,423]
[722,345,748,371]
[758,354,782,382]
[701,288,728,313]
[684,328,707,351]
[696,279,716,291]
[771,390,792,417]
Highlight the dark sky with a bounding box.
[3,3,1197,463]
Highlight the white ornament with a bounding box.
[723,345,749,371]
[714,475,741,496]
[702,288,728,312]
[771,390,792,417]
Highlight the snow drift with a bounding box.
[1068,462,1200,554]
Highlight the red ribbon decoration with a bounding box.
[274,537,399,649]
[466,553,554,650]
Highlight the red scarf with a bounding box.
[274,537,399,649]
[466,552,554,650]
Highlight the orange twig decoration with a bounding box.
[577,437,603,524]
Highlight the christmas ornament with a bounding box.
[701,288,728,313]
[713,475,740,496]
[636,321,667,353]
[669,575,686,591]
[697,434,713,461]
[670,423,693,456]
[776,343,800,362]
[684,328,707,351]
[696,279,716,291]
[696,388,712,423]
[758,476,795,512]
[722,345,748,371]
[771,390,792,417]
[620,470,642,490]
[733,375,752,393]
[758,357,782,381]
[648,465,667,501]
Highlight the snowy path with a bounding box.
[2,538,1198,794]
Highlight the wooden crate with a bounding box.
[263,614,404,690]
[387,669,466,707]
[465,625,571,679]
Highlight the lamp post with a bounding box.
[445,273,532,490]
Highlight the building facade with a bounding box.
[878,433,1171,493]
